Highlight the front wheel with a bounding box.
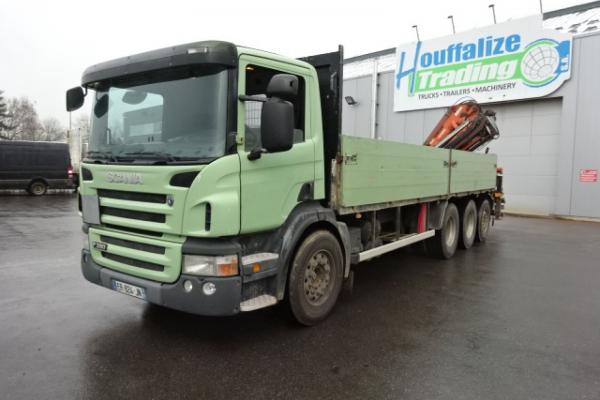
[288,230,344,326]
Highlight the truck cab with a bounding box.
[70,41,349,324]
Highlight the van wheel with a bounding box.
[28,181,47,196]
[476,199,492,243]
[425,203,459,259]
[459,200,477,249]
[288,230,343,326]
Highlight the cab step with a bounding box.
[240,294,277,312]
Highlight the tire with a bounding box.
[288,230,344,326]
[476,199,492,243]
[28,181,47,196]
[425,203,460,259]
[458,200,477,250]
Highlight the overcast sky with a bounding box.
[0,0,589,126]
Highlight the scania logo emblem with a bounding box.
[167,195,174,207]
[106,172,143,185]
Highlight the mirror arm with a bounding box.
[247,147,266,161]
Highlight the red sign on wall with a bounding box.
[579,169,598,183]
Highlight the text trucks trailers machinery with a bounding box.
[67,41,503,325]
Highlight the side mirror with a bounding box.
[66,86,85,112]
[259,98,294,155]
[94,94,109,118]
[246,74,298,160]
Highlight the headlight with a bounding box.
[182,255,238,277]
[82,233,90,250]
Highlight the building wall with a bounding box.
[557,33,600,218]
[342,33,600,219]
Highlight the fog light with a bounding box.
[203,282,216,296]
[183,280,193,293]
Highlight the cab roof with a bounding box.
[81,40,312,85]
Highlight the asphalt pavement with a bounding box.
[1,194,599,400]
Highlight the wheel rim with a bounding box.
[480,205,491,236]
[31,184,44,195]
[303,250,334,306]
[445,215,457,248]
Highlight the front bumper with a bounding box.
[81,250,242,316]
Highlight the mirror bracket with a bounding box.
[247,148,266,161]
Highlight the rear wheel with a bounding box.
[425,203,459,259]
[476,199,492,243]
[28,181,47,196]
[459,200,477,249]
[288,230,344,326]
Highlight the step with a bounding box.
[240,294,278,312]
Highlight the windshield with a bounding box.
[87,69,228,163]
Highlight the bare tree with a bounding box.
[41,117,66,142]
[2,97,43,141]
[0,90,12,138]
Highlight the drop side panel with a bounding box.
[339,136,450,207]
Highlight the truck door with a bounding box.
[238,55,315,233]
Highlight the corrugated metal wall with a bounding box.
[342,32,600,218]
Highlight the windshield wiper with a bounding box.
[84,151,117,163]
[108,152,216,164]
[120,151,177,163]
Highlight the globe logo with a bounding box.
[520,41,560,86]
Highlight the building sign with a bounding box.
[579,169,598,183]
[394,16,572,111]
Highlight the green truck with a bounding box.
[67,41,501,325]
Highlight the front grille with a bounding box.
[97,189,166,204]
[105,224,163,237]
[101,206,166,223]
[102,252,164,272]
[100,235,165,254]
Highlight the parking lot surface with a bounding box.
[1,194,599,400]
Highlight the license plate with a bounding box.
[112,280,147,300]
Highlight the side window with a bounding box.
[244,65,305,151]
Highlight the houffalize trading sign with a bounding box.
[394,16,572,112]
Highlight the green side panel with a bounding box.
[182,155,240,237]
[449,150,497,194]
[89,227,182,283]
[339,136,450,207]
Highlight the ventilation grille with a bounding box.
[104,224,163,237]
[101,206,166,223]
[102,252,164,272]
[97,189,166,204]
[100,235,165,255]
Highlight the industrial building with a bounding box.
[342,1,600,219]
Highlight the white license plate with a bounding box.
[112,280,147,300]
